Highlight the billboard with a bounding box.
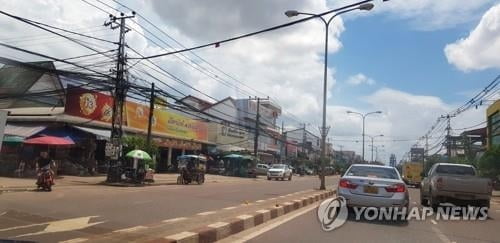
[65,87,208,142]
[64,86,115,123]
[126,101,208,142]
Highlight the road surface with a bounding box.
[0,175,337,242]
[242,187,500,243]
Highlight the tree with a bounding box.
[122,136,158,169]
[477,145,500,179]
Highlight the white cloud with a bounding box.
[346,73,375,86]
[145,0,345,117]
[325,88,487,162]
[329,0,496,31]
[444,3,500,72]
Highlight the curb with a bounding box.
[155,189,335,243]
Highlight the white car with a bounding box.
[255,163,270,175]
[267,164,293,181]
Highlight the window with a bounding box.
[436,165,475,176]
[346,166,399,180]
[489,111,500,146]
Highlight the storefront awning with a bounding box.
[4,124,47,137]
[72,126,111,140]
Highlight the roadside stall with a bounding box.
[222,154,256,178]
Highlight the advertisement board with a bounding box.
[66,87,208,142]
[65,86,115,123]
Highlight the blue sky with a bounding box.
[332,11,499,108]
[1,0,499,161]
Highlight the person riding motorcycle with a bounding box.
[36,151,55,190]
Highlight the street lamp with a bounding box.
[346,110,382,162]
[367,134,384,162]
[368,144,385,163]
[286,2,374,190]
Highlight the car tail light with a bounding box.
[385,183,406,193]
[339,179,358,189]
[436,177,444,189]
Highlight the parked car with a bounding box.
[267,164,293,181]
[338,164,409,210]
[420,163,492,211]
[207,166,225,175]
[255,163,269,175]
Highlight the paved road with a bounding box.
[246,188,500,243]
[0,175,338,242]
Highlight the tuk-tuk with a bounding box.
[222,154,257,178]
[176,155,207,184]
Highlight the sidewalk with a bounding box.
[0,174,263,192]
[493,190,500,197]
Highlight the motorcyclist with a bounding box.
[36,151,54,187]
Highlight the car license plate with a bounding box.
[364,186,378,194]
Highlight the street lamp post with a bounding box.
[286,3,374,190]
[346,110,382,162]
[367,134,384,162]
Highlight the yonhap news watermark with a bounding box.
[318,196,489,231]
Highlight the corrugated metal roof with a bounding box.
[4,124,47,137]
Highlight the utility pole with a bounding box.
[280,121,284,163]
[302,123,307,156]
[371,137,374,163]
[250,97,269,163]
[441,114,456,159]
[424,134,429,159]
[105,12,135,178]
[146,82,155,149]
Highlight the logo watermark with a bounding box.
[317,196,348,231]
[317,196,489,231]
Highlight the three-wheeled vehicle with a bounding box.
[176,155,206,185]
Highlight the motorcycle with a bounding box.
[37,168,54,191]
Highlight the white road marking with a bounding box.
[255,200,265,203]
[431,219,438,225]
[0,212,6,217]
[268,197,276,201]
[224,201,320,243]
[431,226,452,243]
[162,217,187,223]
[8,216,105,238]
[223,206,237,210]
[113,226,147,233]
[278,195,286,198]
[197,211,216,216]
[412,202,417,205]
[59,238,88,243]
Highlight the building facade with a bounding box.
[487,99,500,149]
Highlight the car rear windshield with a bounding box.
[346,166,399,179]
[436,165,475,175]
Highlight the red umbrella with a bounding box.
[24,136,74,145]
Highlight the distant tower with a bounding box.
[390,154,397,167]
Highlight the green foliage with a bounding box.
[477,146,500,179]
[122,136,158,168]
